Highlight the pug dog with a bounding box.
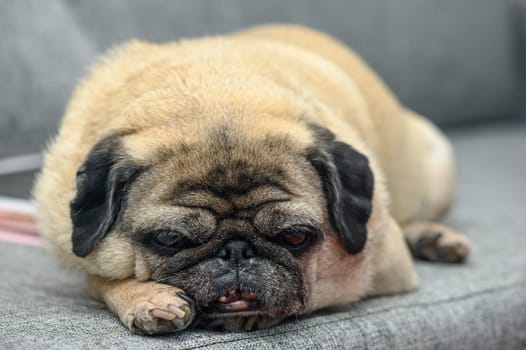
[33,24,471,335]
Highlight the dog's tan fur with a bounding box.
[34,24,468,334]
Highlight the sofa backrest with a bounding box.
[0,0,521,158]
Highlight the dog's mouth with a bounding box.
[214,288,259,312]
[201,288,260,316]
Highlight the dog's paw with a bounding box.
[405,222,471,263]
[125,285,195,335]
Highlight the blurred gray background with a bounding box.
[0,0,525,197]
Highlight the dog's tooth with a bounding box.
[222,300,249,311]
[218,295,227,303]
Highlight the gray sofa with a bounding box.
[1,1,525,349]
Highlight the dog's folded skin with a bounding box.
[34,24,470,334]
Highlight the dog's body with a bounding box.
[34,25,469,334]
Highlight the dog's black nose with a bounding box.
[217,240,256,262]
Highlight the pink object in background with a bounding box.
[0,229,44,247]
[0,196,44,247]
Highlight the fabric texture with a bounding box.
[0,0,520,157]
[1,122,525,349]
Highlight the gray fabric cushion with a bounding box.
[1,122,525,349]
[0,0,520,157]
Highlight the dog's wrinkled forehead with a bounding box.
[173,161,291,215]
[137,126,309,199]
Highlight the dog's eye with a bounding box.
[150,231,194,256]
[153,231,180,246]
[276,226,314,252]
[283,230,306,246]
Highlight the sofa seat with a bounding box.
[1,122,525,349]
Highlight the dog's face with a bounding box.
[69,112,375,330]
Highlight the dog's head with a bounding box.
[69,105,377,330]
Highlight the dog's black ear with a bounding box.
[70,137,143,257]
[307,126,374,254]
